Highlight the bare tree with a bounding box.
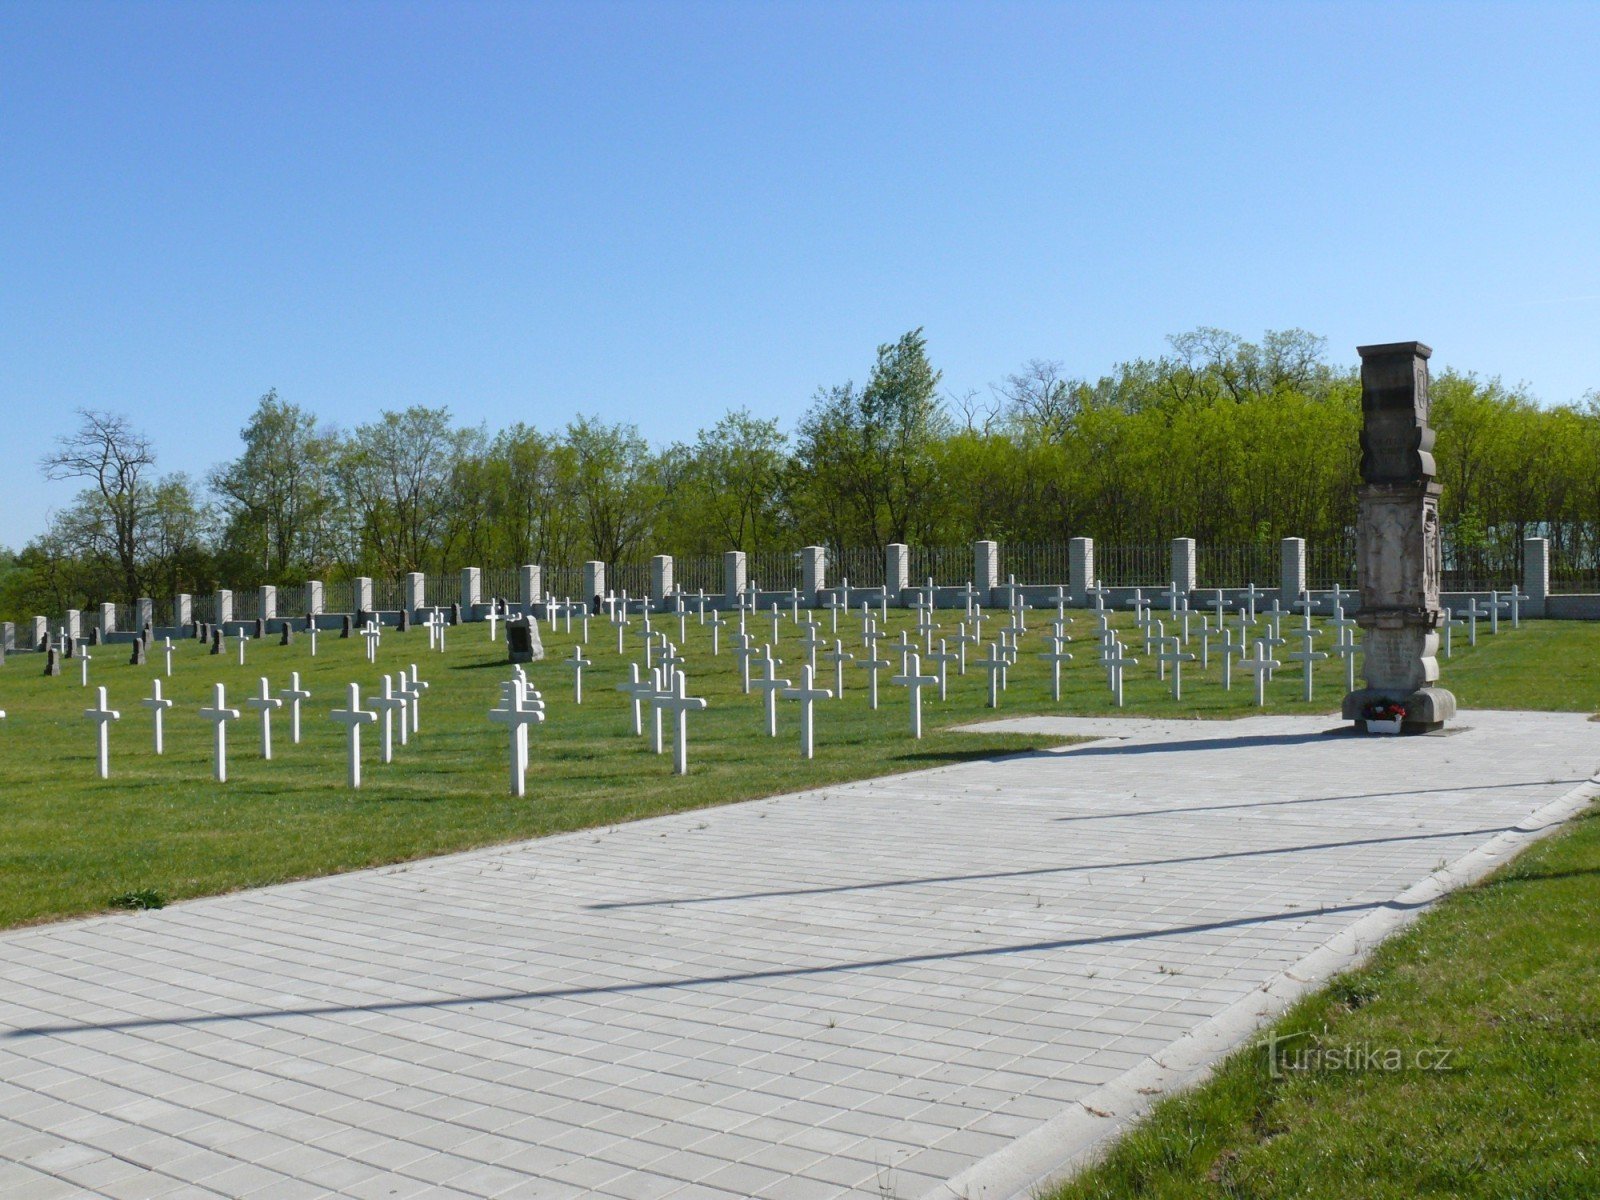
[41,409,155,604]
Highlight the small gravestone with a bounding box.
[341,614,353,639]
[64,634,76,659]
[280,622,294,646]
[129,636,146,666]
[38,630,49,652]
[304,611,315,632]
[398,608,411,633]
[253,617,266,640]
[449,602,462,626]
[506,617,544,664]
[211,629,223,655]
[88,626,102,647]
[44,647,61,676]
[143,622,153,643]
[192,621,203,641]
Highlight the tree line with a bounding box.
[5,326,1597,622]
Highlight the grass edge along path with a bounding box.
[1041,789,1600,1200]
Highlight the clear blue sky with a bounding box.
[4,1,1597,547]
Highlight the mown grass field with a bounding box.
[0,607,1594,933]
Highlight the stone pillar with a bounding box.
[518,565,541,611]
[65,609,82,639]
[215,590,234,625]
[885,544,910,605]
[724,551,747,602]
[460,567,481,614]
[974,540,1000,593]
[800,546,826,598]
[1523,537,1549,616]
[99,602,116,636]
[651,555,674,606]
[405,572,426,616]
[583,561,606,607]
[1280,537,1307,605]
[137,597,154,632]
[174,594,193,627]
[353,577,373,614]
[31,615,48,649]
[307,580,324,615]
[1,621,12,652]
[1068,537,1095,604]
[1341,341,1456,732]
[1170,538,1196,595]
[259,585,277,622]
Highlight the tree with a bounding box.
[40,410,155,605]
[210,391,339,581]
[564,417,657,562]
[338,407,467,575]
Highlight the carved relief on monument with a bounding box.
[1422,500,1442,612]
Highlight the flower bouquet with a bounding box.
[1362,699,1406,735]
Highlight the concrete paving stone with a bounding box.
[3,711,1593,1200]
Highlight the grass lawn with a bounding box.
[0,608,1594,934]
[1046,799,1600,1200]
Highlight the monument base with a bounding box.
[1342,686,1457,734]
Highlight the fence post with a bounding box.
[307,580,324,616]
[885,544,910,606]
[518,565,541,614]
[582,561,606,608]
[403,572,425,618]
[99,602,116,636]
[1068,538,1095,605]
[31,615,48,649]
[800,546,826,601]
[215,591,234,626]
[353,577,373,615]
[137,597,154,632]
[460,567,482,616]
[724,551,747,604]
[1279,537,1307,606]
[1523,536,1549,617]
[974,540,999,597]
[174,593,193,628]
[650,555,674,608]
[1171,538,1196,597]
[259,585,277,624]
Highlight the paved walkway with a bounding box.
[2,711,1596,1200]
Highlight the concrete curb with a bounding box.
[922,771,1600,1200]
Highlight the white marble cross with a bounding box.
[654,669,707,775]
[1156,636,1196,701]
[752,651,791,738]
[489,678,545,797]
[612,603,629,654]
[1440,606,1465,658]
[388,670,411,746]
[769,603,782,645]
[79,646,91,687]
[406,664,428,734]
[565,644,592,703]
[330,681,379,789]
[707,608,727,656]
[821,639,855,697]
[616,662,654,736]
[922,638,959,701]
[972,641,1008,709]
[694,589,708,624]
[309,622,318,657]
[368,676,407,764]
[1209,590,1228,626]
[1507,586,1528,629]
[278,672,312,744]
[83,686,120,778]
[1331,628,1359,694]
[486,608,500,643]
[362,619,384,663]
[889,652,939,738]
[199,683,242,782]
[1219,624,1246,691]
[162,636,175,678]
[1104,640,1137,707]
[1239,639,1282,707]
[647,667,670,755]
[245,676,283,760]
[951,621,978,675]
[1240,582,1263,623]
[1036,638,1075,702]
[141,678,173,754]
[1287,628,1328,703]
[782,665,832,761]
[237,631,246,666]
[1464,597,1487,647]
[731,632,759,694]
[859,649,892,710]
[1488,590,1509,635]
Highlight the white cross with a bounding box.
[566,595,578,635]
[1209,590,1228,625]
[821,639,855,696]
[823,591,842,633]
[1287,628,1328,703]
[1292,590,1317,619]
[308,622,318,657]
[1104,640,1137,707]
[486,608,500,642]
[1440,606,1465,658]
[647,666,670,754]
[1037,638,1075,702]
[616,662,654,736]
[1156,636,1196,700]
[1239,639,1282,707]
[278,671,312,744]
[162,636,175,678]
[889,653,939,738]
[974,641,1008,709]
[769,603,782,645]
[653,669,707,775]
[751,651,791,738]
[924,638,960,701]
[79,646,91,687]
[489,678,545,796]
[798,630,826,673]
[950,622,978,675]
[859,650,892,710]
[789,588,801,623]
[199,683,242,782]
[695,589,708,624]
[141,678,173,755]
[782,664,832,760]
[565,644,591,703]
[612,603,629,654]
[676,600,688,645]
[1507,586,1528,629]
[1464,597,1487,646]
[405,663,428,734]
[707,608,727,656]
[82,685,120,779]
[330,681,379,789]
[1240,582,1263,623]
[237,631,246,666]
[362,619,383,663]
[732,633,759,695]
[1488,590,1509,635]
[1332,629,1359,694]
[245,676,283,760]
[1160,580,1182,617]
[1219,624,1246,691]
[368,676,408,764]
[387,670,410,746]
[893,630,913,674]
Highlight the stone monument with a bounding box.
[506,616,545,664]
[1341,341,1456,733]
